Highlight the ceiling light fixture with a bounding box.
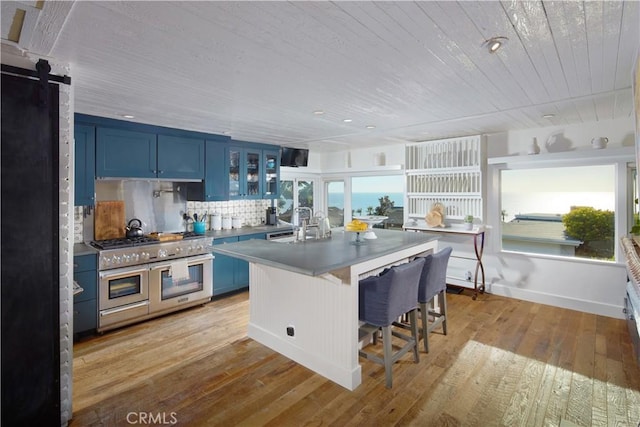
[366,125,376,129]
[542,114,555,119]
[343,118,353,123]
[121,114,135,119]
[313,110,324,115]
[483,36,508,53]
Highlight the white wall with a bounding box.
[487,116,635,157]
[320,144,405,171]
[483,117,634,319]
[314,117,635,319]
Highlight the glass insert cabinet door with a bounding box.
[228,148,241,197]
[264,150,278,196]
[246,150,260,197]
[228,147,262,198]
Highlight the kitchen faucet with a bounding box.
[294,206,314,241]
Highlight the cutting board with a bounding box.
[94,201,125,240]
[146,232,183,242]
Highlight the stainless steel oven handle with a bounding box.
[99,265,149,279]
[149,253,214,270]
[100,300,149,316]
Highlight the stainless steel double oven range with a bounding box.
[91,232,213,332]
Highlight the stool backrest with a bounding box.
[359,257,425,327]
[418,246,453,303]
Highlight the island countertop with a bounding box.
[212,229,438,276]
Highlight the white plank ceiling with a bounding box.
[2,1,639,152]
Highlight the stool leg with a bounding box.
[420,301,429,353]
[382,325,393,388]
[440,291,448,335]
[409,309,420,363]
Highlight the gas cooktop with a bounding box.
[91,232,204,250]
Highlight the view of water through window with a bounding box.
[501,165,616,260]
[326,175,404,229]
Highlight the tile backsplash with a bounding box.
[74,199,274,243]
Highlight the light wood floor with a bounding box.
[71,289,640,426]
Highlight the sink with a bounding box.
[270,236,323,244]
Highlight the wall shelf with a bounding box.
[405,135,485,221]
[488,146,635,166]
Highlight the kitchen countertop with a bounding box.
[74,242,99,257]
[204,224,292,239]
[72,224,293,257]
[212,228,439,277]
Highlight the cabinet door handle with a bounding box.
[158,170,163,174]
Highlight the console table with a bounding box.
[403,225,486,299]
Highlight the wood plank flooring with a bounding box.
[70,290,640,426]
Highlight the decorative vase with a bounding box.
[528,137,540,155]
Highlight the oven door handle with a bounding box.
[99,266,149,279]
[100,300,149,316]
[149,253,214,271]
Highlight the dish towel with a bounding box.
[169,259,190,281]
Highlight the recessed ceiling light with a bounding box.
[121,114,135,119]
[366,125,376,129]
[313,110,324,115]
[343,118,353,123]
[542,114,555,119]
[483,36,508,53]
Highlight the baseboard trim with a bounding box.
[488,284,625,319]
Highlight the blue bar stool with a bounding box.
[358,257,425,388]
[417,247,453,353]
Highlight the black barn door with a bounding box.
[1,71,60,425]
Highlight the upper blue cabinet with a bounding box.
[96,128,204,180]
[74,124,96,206]
[188,140,280,201]
[157,135,205,179]
[228,145,263,200]
[263,148,279,199]
[96,127,157,178]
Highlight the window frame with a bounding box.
[489,152,635,264]
[322,170,405,228]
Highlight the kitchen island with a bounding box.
[213,229,439,390]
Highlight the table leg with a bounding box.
[472,231,486,300]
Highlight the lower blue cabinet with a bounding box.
[213,237,240,296]
[73,254,97,337]
[213,233,266,296]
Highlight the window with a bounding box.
[326,181,345,227]
[278,179,314,225]
[351,175,404,229]
[501,164,618,261]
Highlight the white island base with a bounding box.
[246,238,438,390]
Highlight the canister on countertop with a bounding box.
[211,213,222,230]
[232,217,243,229]
[222,215,232,230]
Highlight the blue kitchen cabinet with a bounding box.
[213,233,266,296]
[213,237,241,296]
[74,124,96,206]
[73,254,97,338]
[227,145,263,200]
[186,139,279,202]
[188,138,229,201]
[157,134,205,179]
[96,128,205,179]
[96,127,157,178]
[262,148,280,199]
